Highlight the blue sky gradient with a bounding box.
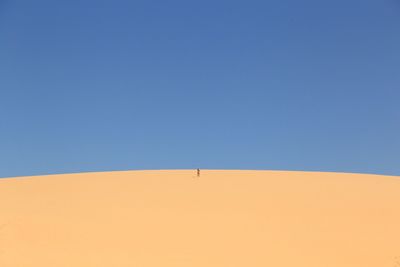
[1,0,399,177]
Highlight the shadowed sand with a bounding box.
[0,170,399,266]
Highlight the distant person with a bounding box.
[197,169,200,177]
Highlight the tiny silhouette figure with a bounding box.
[197,169,200,177]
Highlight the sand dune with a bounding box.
[0,170,399,266]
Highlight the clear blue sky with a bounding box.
[1,0,399,177]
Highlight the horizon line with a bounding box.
[1,168,398,180]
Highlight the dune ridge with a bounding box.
[0,170,399,267]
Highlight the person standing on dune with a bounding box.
[197,169,200,177]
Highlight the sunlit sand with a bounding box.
[0,170,399,266]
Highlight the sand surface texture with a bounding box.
[0,170,399,266]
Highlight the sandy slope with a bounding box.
[0,170,399,267]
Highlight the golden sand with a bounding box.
[0,170,399,266]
